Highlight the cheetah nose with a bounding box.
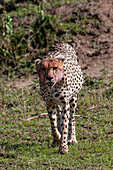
[47,76,53,81]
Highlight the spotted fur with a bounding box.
[35,43,83,154]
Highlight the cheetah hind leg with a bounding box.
[68,96,78,145]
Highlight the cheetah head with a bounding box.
[35,57,65,87]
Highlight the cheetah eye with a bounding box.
[53,67,58,71]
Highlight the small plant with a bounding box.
[0,14,17,74]
[2,15,13,38]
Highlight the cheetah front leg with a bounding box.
[59,102,70,154]
[47,104,61,147]
[68,96,78,145]
[56,105,62,133]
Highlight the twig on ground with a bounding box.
[25,113,48,121]
[74,115,81,117]
[86,105,96,111]
[24,113,81,121]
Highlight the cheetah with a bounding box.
[35,43,83,154]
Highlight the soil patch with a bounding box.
[51,0,113,79]
[74,0,113,79]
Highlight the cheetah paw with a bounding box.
[59,145,69,154]
[68,139,78,145]
[52,140,60,147]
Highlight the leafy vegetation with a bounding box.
[0,0,101,76]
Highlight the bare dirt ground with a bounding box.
[51,0,113,78]
[15,0,113,87]
[74,0,113,79]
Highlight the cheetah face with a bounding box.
[35,57,65,87]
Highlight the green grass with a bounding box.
[0,77,113,169]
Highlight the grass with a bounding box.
[0,76,113,169]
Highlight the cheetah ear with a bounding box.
[35,59,41,66]
[57,55,65,62]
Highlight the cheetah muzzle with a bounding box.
[35,43,83,154]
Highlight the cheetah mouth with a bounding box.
[47,82,54,86]
[47,81,56,87]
